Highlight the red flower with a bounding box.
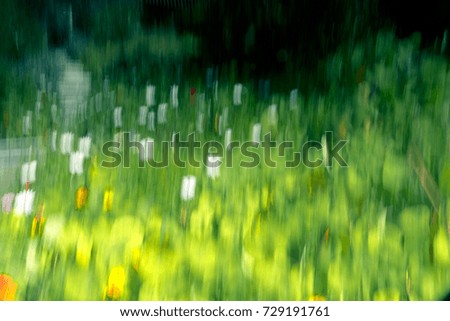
[190,87,196,105]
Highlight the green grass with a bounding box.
[0,30,449,301]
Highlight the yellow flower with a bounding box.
[31,217,38,238]
[105,266,126,300]
[373,289,400,301]
[308,295,326,301]
[103,189,114,213]
[261,185,274,212]
[31,204,46,238]
[131,248,141,271]
[75,186,88,210]
[0,274,18,301]
[76,234,93,268]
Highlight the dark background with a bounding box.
[0,0,449,84]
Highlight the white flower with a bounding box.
[35,92,43,117]
[225,128,232,150]
[51,104,58,123]
[78,101,88,120]
[241,248,255,278]
[290,89,298,110]
[70,151,84,175]
[146,85,156,107]
[2,193,15,213]
[95,92,102,112]
[139,138,154,161]
[13,189,35,216]
[196,113,204,133]
[23,111,32,136]
[213,80,219,101]
[42,217,64,245]
[233,83,242,106]
[139,106,148,126]
[130,131,141,145]
[181,176,196,201]
[78,136,92,158]
[103,77,110,93]
[268,104,277,126]
[51,130,57,151]
[60,132,74,155]
[198,92,206,110]
[21,160,37,185]
[223,107,229,128]
[171,85,179,108]
[206,155,221,179]
[114,106,123,128]
[147,111,155,131]
[113,131,124,152]
[40,74,46,92]
[218,115,223,136]
[35,101,41,116]
[26,242,39,275]
[321,134,329,171]
[157,103,167,124]
[252,123,261,144]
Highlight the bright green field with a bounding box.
[0,31,449,301]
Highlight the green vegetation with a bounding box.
[0,30,449,301]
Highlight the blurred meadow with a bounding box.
[0,0,449,301]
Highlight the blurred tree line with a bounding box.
[141,0,383,78]
[0,0,449,86]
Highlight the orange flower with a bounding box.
[0,274,18,301]
[75,186,88,210]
